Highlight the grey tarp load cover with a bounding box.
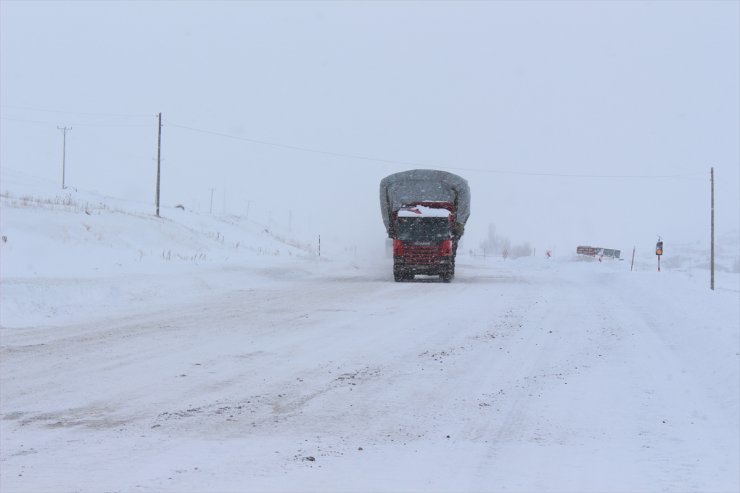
[379,169,471,239]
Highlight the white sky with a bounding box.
[1,1,738,256]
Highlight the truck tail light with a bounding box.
[393,239,404,256]
[441,239,453,256]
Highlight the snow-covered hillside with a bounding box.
[1,167,738,492]
[0,168,332,327]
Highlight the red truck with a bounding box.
[380,170,471,282]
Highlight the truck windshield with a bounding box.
[396,217,451,241]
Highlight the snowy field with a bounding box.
[1,169,739,492]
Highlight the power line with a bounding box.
[163,120,428,168]
[0,104,152,118]
[164,119,704,180]
[0,116,151,128]
[0,109,707,180]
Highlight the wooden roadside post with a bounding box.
[711,167,715,290]
[156,112,162,217]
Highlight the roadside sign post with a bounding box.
[656,240,663,272]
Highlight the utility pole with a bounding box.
[209,188,215,214]
[57,126,71,189]
[156,112,162,217]
[631,246,635,272]
[711,167,715,291]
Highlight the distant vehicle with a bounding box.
[379,169,470,282]
[577,246,621,259]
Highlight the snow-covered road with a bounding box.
[1,259,738,492]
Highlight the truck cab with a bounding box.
[392,203,456,282]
